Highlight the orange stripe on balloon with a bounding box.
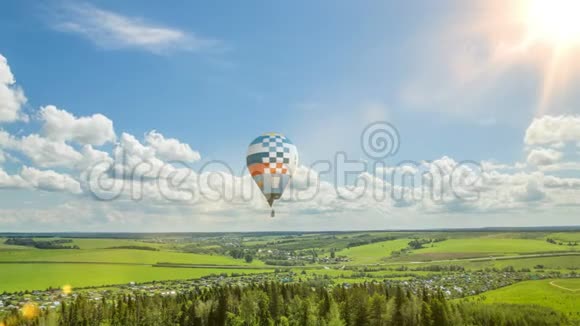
[248,163,268,176]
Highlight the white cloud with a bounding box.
[20,166,82,194]
[145,130,201,162]
[512,179,546,202]
[1,130,109,170]
[525,115,580,145]
[53,3,220,54]
[544,175,580,189]
[0,129,15,147]
[18,134,83,168]
[0,167,27,189]
[40,105,116,145]
[375,164,419,177]
[0,54,27,123]
[112,132,162,178]
[526,148,562,166]
[76,145,112,171]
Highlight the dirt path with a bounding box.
[549,281,579,292]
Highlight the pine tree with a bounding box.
[327,299,346,326]
[392,286,405,326]
[369,292,387,326]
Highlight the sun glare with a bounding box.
[526,0,580,44]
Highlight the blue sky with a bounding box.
[1,0,579,231]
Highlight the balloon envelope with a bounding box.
[246,132,298,208]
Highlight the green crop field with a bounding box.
[396,254,580,271]
[334,237,578,265]
[469,279,580,319]
[547,232,580,242]
[550,278,580,290]
[418,238,567,253]
[65,238,169,250]
[0,263,272,293]
[334,239,412,264]
[466,255,580,271]
[0,242,28,250]
[0,248,263,266]
[410,238,571,259]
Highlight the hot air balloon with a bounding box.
[246,132,298,217]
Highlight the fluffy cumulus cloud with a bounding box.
[0,54,27,123]
[0,167,27,189]
[1,133,84,169]
[145,130,200,162]
[20,166,82,194]
[40,105,116,145]
[0,54,200,207]
[526,148,562,166]
[525,115,580,146]
[523,115,580,172]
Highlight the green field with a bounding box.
[65,238,169,250]
[332,237,575,264]
[416,238,567,254]
[0,248,263,266]
[466,255,580,271]
[550,278,580,290]
[547,232,580,242]
[0,237,269,293]
[470,279,580,319]
[334,239,411,264]
[0,263,272,292]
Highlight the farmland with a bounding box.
[414,238,565,254]
[333,238,411,264]
[0,229,578,324]
[0,247,263,265]
[0,264,271,293]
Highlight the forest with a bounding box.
[1,282,568,326]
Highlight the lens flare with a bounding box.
[62,284,73,295]
[527,0,580,44]
[21,302,40,320]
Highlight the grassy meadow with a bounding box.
[0,248,262,265]
[0,264,271,293]
[469,279,580,320]
[334,238,412,264]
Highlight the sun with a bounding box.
[526,0,580,44]
[510,0,580,114]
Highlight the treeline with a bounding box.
[546,238,578,246]
[407,238,446,250]
[346,236,397,248]
[3,238,79,250]
[228,248,254,263]
[263,260,303,266]
[105,245,159,251]
[391,238,447,257]
[1,282,568,326]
